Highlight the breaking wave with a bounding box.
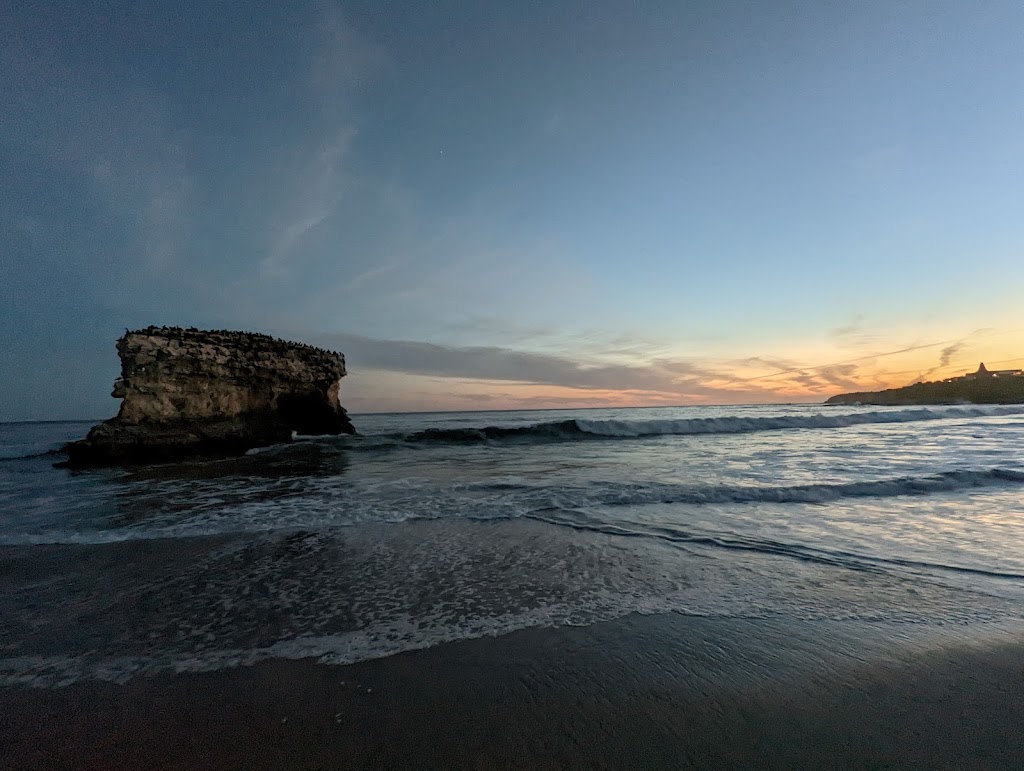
[25,406,1023,463]
[399,406,1024,445]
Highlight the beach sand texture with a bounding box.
[4,613,1024,769]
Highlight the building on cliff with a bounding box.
[62,327,355,467]
[953,363,1024,382]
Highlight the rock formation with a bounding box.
[826,374,1024,406]
[63,326,355,467]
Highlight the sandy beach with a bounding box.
[5,411,1024,769]
[4,612,1024,769]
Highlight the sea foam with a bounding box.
[400,406,1024,445]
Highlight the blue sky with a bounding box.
[2,0,1022,419]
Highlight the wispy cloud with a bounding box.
[305,326,1018,411]
[139,172,193,271]
[912,340,972,383]
[297,331,811,405]
[279,216,597,344]
[260,3,385,280]
[260,127,357,279]
[734,327,1019,395]
[312,0,389,100]
[311,332,698,390]
[827,315,880,349]
[938,341,965,368]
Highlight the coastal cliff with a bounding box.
[63,326,354,467]
[826,371,1024,406]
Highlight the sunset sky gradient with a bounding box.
[2,0,1022,419]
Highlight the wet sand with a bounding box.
[3,613,1024,769]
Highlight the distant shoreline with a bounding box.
[827,376,1024,406]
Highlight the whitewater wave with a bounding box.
[502,468,1024,511]
[525,509,1024,580]
[3,467,1021,546]
[6,510,1024,692]
[398,406,1024,446]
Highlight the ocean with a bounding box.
[2,403,1024,689]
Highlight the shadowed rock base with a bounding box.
[61,414,298,467]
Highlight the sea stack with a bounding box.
[63,326,355,467]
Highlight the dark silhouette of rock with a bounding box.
[61,327,355,467]
[826,363,1024,406]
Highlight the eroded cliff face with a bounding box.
[64,327,355,467]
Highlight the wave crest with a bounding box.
[401,406,1023,445]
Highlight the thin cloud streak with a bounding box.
[303,331,836,406]
[308,331,756,400]
[260,4,384,281]
[300,324,1021,411]
[737,339,965,383]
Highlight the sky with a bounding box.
[2,0,1022,420]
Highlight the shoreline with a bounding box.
[4,613,1024,769]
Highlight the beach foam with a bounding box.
[395,406,1024,446]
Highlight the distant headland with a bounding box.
[826,362,1024,406]
[61,326,355,467]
